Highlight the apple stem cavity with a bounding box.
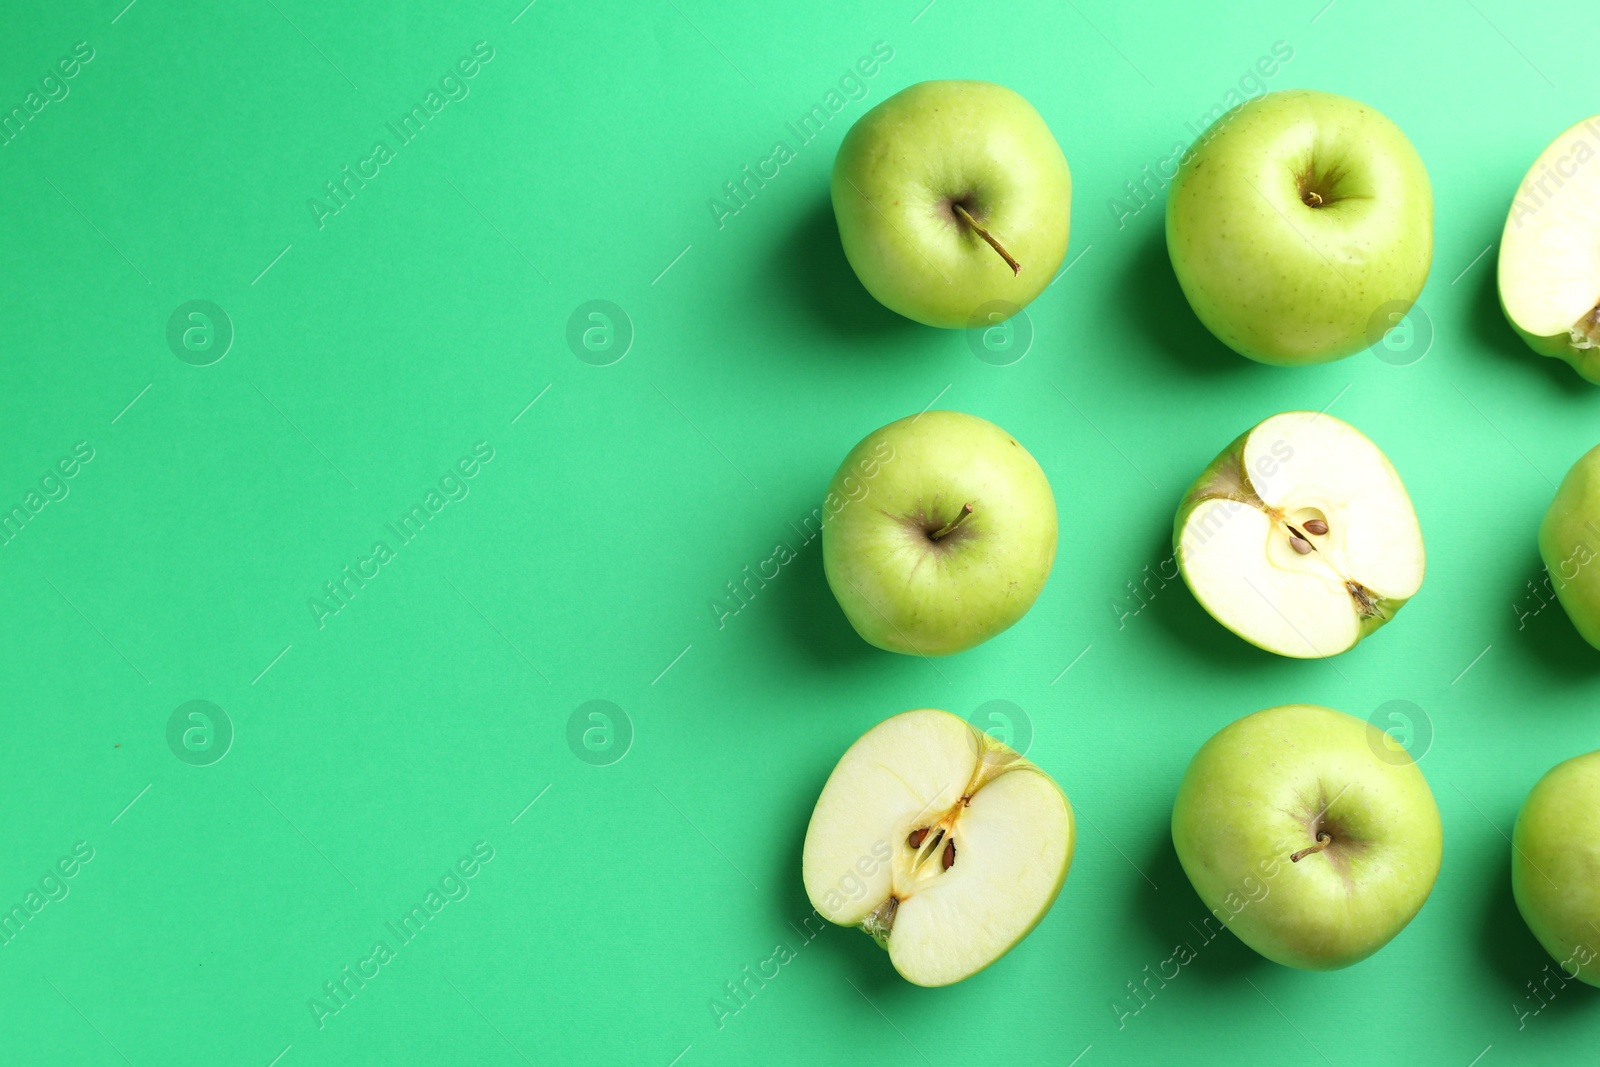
[951,203,1022,276]
[1575,304,1600,349]
[1346,580,1385,619]
[862,896,899,947]
[929,503,975,542]
[1289,831,1334,863]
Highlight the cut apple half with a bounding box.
[801,709,1073,987]
[1498,116,1600,382]
[1174,411,1424,659]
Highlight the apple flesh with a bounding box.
[822,410,1057,656]
[1172,704,1443,970]
[1513,750,1600,986]
[831,80,1072,328]
[1539,443,1600,648]
[802,709,1074,986]
[1167,89,1433,365]
[1174,411,1424,658]
[1497,116,1600,383]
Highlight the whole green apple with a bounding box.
[1539,444,1600,648]
[1174,411,1424,658]
[1166,89,1433,365]
[821,410,1056,656]
[831,80,1072,329]
[1497,116,1600,383]
[1172,704,1442,970]
[1513,751,1600,986]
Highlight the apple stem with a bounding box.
[1290,831,1333,863]
[952,203,1021,276]
[929,503,974,541]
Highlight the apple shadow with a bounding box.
[1464,239,1594,396]
[767,197,924,348]
[1502,549,1600,681]
[1481,849,1555,991]
[1477,850,1599,1030]
[1132,833,1269,981]
[1117,225,1252,376]
[768,532,881,672]
[1136,522,1283,675]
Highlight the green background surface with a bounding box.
[1,0,1595,1063]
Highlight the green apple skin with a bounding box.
[821,411,1056,656]
[1541,446,1600,649]
[1166,89,1433,365]
[1513,752,1600,986]
[831,80,1072,329]
[1172,704,1442,970]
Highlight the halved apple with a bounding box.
[1174,411,1425,658]
[1498,116,1600,382]
[801,709,1073,987]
